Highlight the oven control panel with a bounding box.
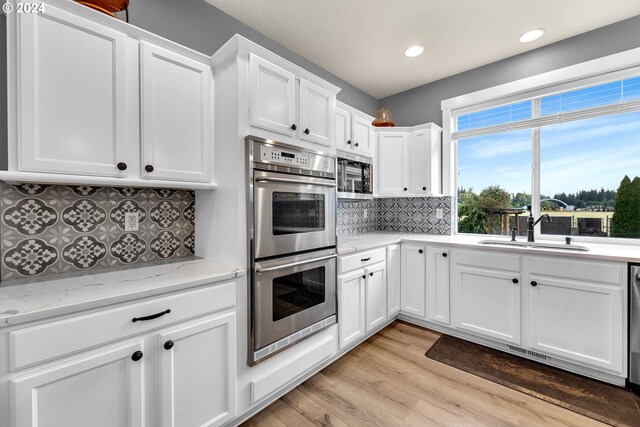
[259,144,335,174]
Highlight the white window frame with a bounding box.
[442,46,640,244]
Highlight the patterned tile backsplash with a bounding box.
[1,183,195,282]
[337,197,452,235]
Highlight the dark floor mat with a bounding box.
[426,335,640,426]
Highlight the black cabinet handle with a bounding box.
[145,164,154,173]
[291,124,297,130]
[361,257,371,262]
[132,309,171,323]
[347,140,351,145]
[422,186,427,191]
[418,249,423,254]
[512,278,519,284]
[362,274,366,279]
[369,272,374,276]
[531,281,538,287]
[164,340,174,350]
[117,162,127,171]
[403,187,407,191]
[355,142,359,147]
[131,351,143,361]
[304,128,310,135]
[442,253,448,257]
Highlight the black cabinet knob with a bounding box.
[362,274,366,279]
[355,142,359,147]
[403,187,407,191]
[291,124,297,130]
[117,162,127,171]
[145,164,154,173]
[347,140,351,145]
[369,272,374,276]
[442,253,448,257]
[304,128,310,135]
[164,340,174,350]
[512,278,519,284]
[422,187,427,191]
[418,249,423,254]
[531,281,538,287]
[131,351,143,361]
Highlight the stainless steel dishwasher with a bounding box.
[630,264,640,393]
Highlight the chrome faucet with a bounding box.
[526,206,551,242]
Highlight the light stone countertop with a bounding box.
[0,258,245,327]
[337,231,640,263]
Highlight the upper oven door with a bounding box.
[253,170,336,259]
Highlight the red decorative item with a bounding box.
[372,107,395,127]
[75,0,130,22]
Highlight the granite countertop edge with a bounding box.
[0,258,246,327]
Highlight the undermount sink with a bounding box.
[478,240,589,252]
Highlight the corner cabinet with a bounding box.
[248,52,337,149]
[5,1,216,189]
[376,124,442,196]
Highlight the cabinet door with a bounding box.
[249,53,296,137]
[377,132,408,196]
[299,79,334,147]
[529,276,623,373]
[452,266,521,345]
[338,269,366,349]
[140,42,212,183]
[158,312,237,427]
[407,129,431,194]
[334,107,351,151]
[401,244,426,318]
[366,262,387,332]
[386,245,401,317]
[16,5,131,177]
[427,247,450,325]
[351,115,373,155]
[11,341,144,427]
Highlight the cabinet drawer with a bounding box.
[529,256,624,285]
[10,281,236,371]
[339,248,386,274]
[453,249,521,272]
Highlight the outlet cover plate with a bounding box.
[125,212,139,231]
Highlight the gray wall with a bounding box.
[379,15,640,127]
[127,0,378,114]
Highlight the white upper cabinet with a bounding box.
[15,5,132,177]
[376,124,442,197]
[249,53,296,137]
[377,131,408,195]
[247,52,339,150]
[141,42,213,183]
[334,102,374,156]
[299,79,333,146]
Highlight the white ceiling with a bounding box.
[205,0,640,99]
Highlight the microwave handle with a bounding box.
[255,254,337,274]
[255,177,336,187]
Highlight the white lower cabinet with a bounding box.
[426,246,450,325]
[158,313,237,427]
[400,243,427,318]
[11,341,145,427]
[338,269,366,349]
[386,245,401,317]
[365,262,387,332]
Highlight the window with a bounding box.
[454,75,640,240]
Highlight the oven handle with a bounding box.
[255,254,337,274]
[255,177,337,187]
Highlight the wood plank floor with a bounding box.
[242,321,607,426]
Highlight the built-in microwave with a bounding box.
[336,150,373,200]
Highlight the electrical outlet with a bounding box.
[125,212,139,231]
[435,208,444,219]
[363,208,368,218]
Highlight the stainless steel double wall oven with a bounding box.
[247,137,337,364]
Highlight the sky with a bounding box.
[457,77,640,197]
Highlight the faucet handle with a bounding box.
[565,237,573,245]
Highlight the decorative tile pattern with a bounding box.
[337,197,453,235]
[1,183,196,281]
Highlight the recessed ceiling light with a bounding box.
[404,45,425,57]
[519,28,545,43]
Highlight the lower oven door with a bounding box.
[253,171,336,259]
[253,249,336,360]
